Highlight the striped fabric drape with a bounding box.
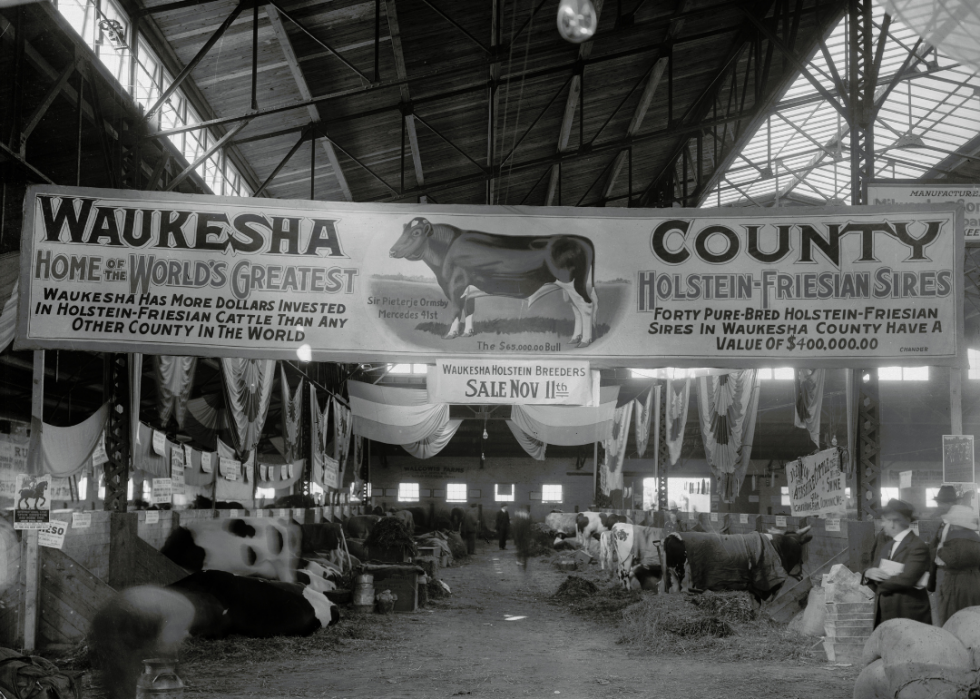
[665,378,690,466]
[696,370,760,503]
[793,369,826,447]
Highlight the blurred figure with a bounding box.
[496,505,510,550]
[512,509,531,569]
[929,485,980,625]
[460,504,481,555]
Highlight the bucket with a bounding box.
[353,573,374,613]
[135,658,184,699]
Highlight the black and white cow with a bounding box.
[662,527,813,602]
[389,218,598,346]
[611,523,665,591]
[576,511,630,545]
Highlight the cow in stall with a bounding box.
[611,523,666,591]
[388,218,598,347]
[344,514,382,539]
[576,512,631,546]
[387,509,416,534]
[90,573,338,699]
[662,526,813,603]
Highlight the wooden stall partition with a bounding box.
[37,547,115,648]
[136,510,178,549]
[727,513,759,534]
[56,511,113,582]
[131,537,189,587]
[107,512,139,590]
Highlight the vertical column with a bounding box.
[657,386,669,512]
[950,367,963,435]
[22,350,44,651]
[102,353,131,512]
[848,0,875,205]
[857,370,881,520]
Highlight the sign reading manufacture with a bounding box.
[867,180,980,241]
[427,359,595,405]
[17,186,963,367]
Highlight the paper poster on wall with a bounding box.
[200,451,212,473]
[219,458,240,481]
[150,478,172,505]
[171,447,185,494]
[867,180,980,240]
[775,515,787,527]
[942,435,975,484]
[71,512,91,529]
[786,447,847,518]
[92,431,108,467]
[17,186,963,369]
[152,430,166,456]
[0,436,29,499]
[280,464,288,480]
[145,510,160,524]
[38,519,67,549]
[826,518,841,532]
[739,514,749,524]
[899,470,913,489]
[13,474,51,530]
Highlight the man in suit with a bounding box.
[863,498,932,628]
[496,505,510,550]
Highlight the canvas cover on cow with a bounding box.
[675,531,787,597]
[176,518,301,582]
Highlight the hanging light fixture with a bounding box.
[557,0,598,43]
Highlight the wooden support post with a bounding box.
[950,367,963,435]
[23,349,44,652]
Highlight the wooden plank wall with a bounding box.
[136,510,178,550]
[37,547,115,647]
[132,536,188,587]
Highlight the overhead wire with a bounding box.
[501,0,537,203]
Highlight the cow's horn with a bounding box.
[797,525,812,535]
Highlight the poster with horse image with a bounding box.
[14,473,51,530]
[17,185,963,368]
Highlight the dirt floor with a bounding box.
[85,541,861,698]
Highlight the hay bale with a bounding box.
[687,591,758,623]
[552,575,598,600]
[619,594,734,651]
[444,532,467,559]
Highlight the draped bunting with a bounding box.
[665,378,691,465]
[505,421,547,460]
[696,370,760,503]
[26,404,108,478]
[333,397,352,481]
[351,436,365,494]
[310,387,338,489]
[509,386,620,446]
[793,369,826,447]
[184,393,227,450]
[633,387,655,457]
[0,253,19,354]
[155,356,197,429]
[348,381,455,445]
[280,365,303,462]
[600,401,633,495]
[220,358,276,458]
[402,419,463,459]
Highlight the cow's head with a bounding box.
[770,525,812,580]
[389,218,433,260]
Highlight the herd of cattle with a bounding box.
[546,511,813,603]
[90,506,813,699]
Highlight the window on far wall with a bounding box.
[542,484,563,503]
[878,367,929,381]
[495,484,515,502]
[969,349,980,379]
[925,487,940,504]
[880,487,900,503]
[255,487,276,499]
[446,483,467,503]
[398,482,420,502]
[758,368,794,380]
[780,486,790,506]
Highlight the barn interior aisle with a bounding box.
[169,543,859,699]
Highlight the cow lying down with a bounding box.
[90,571,339,699]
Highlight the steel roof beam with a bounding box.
[385,0,426,189]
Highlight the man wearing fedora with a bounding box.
[929,485,980,625]
[863,498,932,628]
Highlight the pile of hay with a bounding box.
[528,524,558,557]
[687,590,759,623]
[552,575,599,600]
[619,593,813,660]
[365,518,417,559]
[427,578,451,600]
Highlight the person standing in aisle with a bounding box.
[929,485,980,625]
[496,505,510,550]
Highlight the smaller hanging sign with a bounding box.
[775,515,787,528]
[825,518,841,532]
[171,448,185,495]
[71,512,91,529]
[201,452,213,474]
[220,458,240,481]
[899,470,913,490]
[280,464,289,481]
[152,430,167,456]
[228,509,239,518]
[145,510,160,524]
[427,359,596,405]
[942,435,975,484]
[710,513,718,522]
[150,478,173,505]
[92,431,108,467]
[739,514,748,524]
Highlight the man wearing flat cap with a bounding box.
[863,498,932,628]
[928,485,980,625]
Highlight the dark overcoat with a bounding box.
[864,530,932,628]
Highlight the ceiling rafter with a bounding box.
[384,0,426,191]
[265,3,352,201]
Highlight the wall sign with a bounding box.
[150,478,172,505]
[943,434,975,484]
[17,187,963,368]
[38,520,67,549]
[786,447,846,518]
[867,180,980,241]
[14,474,51,530]
[427,359,595,405]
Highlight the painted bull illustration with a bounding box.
[388,218,598,346]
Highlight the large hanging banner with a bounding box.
[17,186,963,367]
[427,359,595,404]
[867,180,979,242]
[785,447,846,518]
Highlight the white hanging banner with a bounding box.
[171,447,185,494]
[427,359,594,404]
[16,187,964,368]
[785,447,847,518]
[150,478,172,505]
[200,451,213,473]
[152,430,166,457]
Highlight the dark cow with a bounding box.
[450,507,465,532]
[193,495,244,510]
[299,522,343,554]
[663,526,813,602]
[576,512,630,544]
[269,493,317,509]
[344,514,382,539]
[389,218,598,346]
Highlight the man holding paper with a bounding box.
[863,499,932,628]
